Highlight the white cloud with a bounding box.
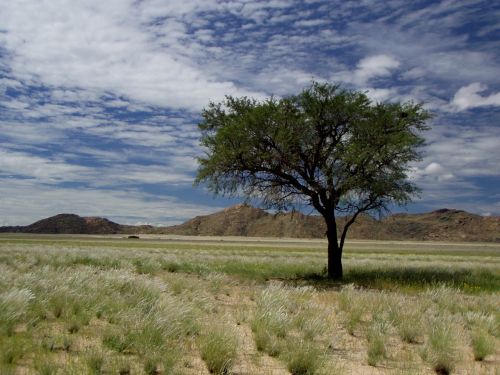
[0,147,195,187]
[0,0,266,112]
[1,0,499,222]
[0,179,222,226]
[424,162,444,175]
[334,54,400,86]
[362,87,398,102]
[416,162,455,182]
[420,124,500,178]
[0,149,91,183]
[451,82,500,111]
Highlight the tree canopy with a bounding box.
[196,82,431,278]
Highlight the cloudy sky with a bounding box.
[1,0,499,225]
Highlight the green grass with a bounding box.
[366,320,388,366]
[85,349,105,374]
[0,234,498,374]
[198,324,237,375]
[421,317,464,375]
[283,339,324,375]
[471,329,495,361]
[343,267,500,292]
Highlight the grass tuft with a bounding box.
[284,339,324,375]
[421,317,463,375]
[366,321,388,366]
[0,337,26,366]
[85,349,105,375]
[471,329,495,361]
[102,329,129,353]
[34,357,58,375]
[395,309,423,344]
[198,324,237,375]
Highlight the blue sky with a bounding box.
[1,0,499,225]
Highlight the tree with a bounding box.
[195,82,431,279]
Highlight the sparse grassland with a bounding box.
[0,234,498,374]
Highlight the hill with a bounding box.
[1,205,499,242]
[161,205,500,242]
[0,214,127,234]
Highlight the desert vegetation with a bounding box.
[0,234,498,374]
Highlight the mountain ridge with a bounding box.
[1,205,499,242]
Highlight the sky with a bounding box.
[1,0,499,226]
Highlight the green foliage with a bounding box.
[196,82,430,278]
[197,82,429,210]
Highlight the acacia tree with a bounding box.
[195,83,430,279]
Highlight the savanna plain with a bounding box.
[0,234,498,375]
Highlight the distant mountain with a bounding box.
[1,206,499,242]
[0,214,127,234]
[160,205,500,242]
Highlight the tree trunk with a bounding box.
[326,219,343,279]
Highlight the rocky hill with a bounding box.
[160,205,500,242]
[0,214,128,234]
[1,205,499,242]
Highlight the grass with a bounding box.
[0,336,27,366]
[421,317,464,374]
[34,357,58,375]
[366,320,388,366]
[0,234,498,374]
[337,284,366,335]
[198,323,237,374]
[85,349,105,374]
[102,328,129,353]
[284,339,324,375]
[471,329,495,361]
[390,298,424,344]
[343,266,500,292]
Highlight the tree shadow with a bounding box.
[290,267,499,293]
